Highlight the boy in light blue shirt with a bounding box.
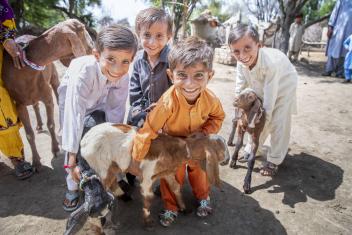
[343,34,352,83]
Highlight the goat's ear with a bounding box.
[205,150,221,188]
[67,31,86,57]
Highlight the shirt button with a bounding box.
[151,72,154,75]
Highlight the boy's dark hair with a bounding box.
[168,36,214,71]
[228,24,259,45]
[95,24,138,56]
[295,13,303,18]
[135,7,173,36]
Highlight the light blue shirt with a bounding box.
[58,55,129,153]
[344,35,352,70]
[327,0,352,58]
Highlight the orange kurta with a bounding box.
[132,86,225,161]
[132,85,225,211]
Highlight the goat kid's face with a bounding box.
[234,91,257,109]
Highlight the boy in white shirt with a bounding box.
[229,24,298,176]
[58,25,138,211]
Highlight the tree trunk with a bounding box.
[279,0,296,53]
[181,0,188,39]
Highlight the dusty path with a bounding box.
[1,54,351,234]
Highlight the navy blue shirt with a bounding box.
[128,45,172,124]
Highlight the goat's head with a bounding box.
[49,19,94,65]
[234,88,258,110]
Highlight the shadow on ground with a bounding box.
[251,152,343,208]
[0,154,67,220]
[105,180,287,235]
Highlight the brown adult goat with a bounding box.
[2,19,93,169]
[221,88,265,194]
[64,123,229,234]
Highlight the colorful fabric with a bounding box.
[132,86,225,161]
[0,46,23,158]
[160,160,209,211]
[0,0,16,43]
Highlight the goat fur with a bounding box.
[76,123,229,232]
[221,88,265,194]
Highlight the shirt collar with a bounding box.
[174,86,204,108]
[142,44,170,63]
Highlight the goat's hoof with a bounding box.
[229,160,237,169]
[36,126,44,133]
[227,142,235,147]
[243,185,252,194]
[180,207,192,214]
[220,159,229,166]
[143,219,155,231]
[32,161,42,172]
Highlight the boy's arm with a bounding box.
[262,66,280,124]
[105,74,129,123]
[132,101,171,161]
[235,65,248,97]
[129,61,144,115]
[201,98,225,135]
[61,69,93,154]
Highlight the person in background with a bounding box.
[0,0,35,180]
[288,13,304,62]
[322,0,352,78]
[342,34,352,83]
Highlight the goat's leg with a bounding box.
[16,104,42,170]
[42,94,60,157]
[164,175,185,212]
[227,118,237,146]
[243,134,259,194]
[230,127,244,169]
[33,102,44,133]
[49,65,60,105]
[140,173,155,229]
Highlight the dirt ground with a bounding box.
[1,51,352,235]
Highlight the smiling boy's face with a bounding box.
[93,48,134,82]
[229,34,260,69]
[167,62,214,104]
[140,21,171,62]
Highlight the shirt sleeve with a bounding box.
[201,98,225,135]
[235,65,248,97]
[328,0,341,27]
[262,66,280,124]
[61,68,93,153]
[132,100,172,161]
[105,74,129,123]
[129,61,144,113]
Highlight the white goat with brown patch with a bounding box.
[65,123,229,234]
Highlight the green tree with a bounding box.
[194,0,230,23]
[9,0,101,36]
[146,0,200,41]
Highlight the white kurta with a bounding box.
[289,22,304,52]
[235,47,298,165]
[58,55,129,154]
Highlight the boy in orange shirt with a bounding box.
[132,37,225,227]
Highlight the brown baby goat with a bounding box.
[68,123,229,234]
[221,88,265,194]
